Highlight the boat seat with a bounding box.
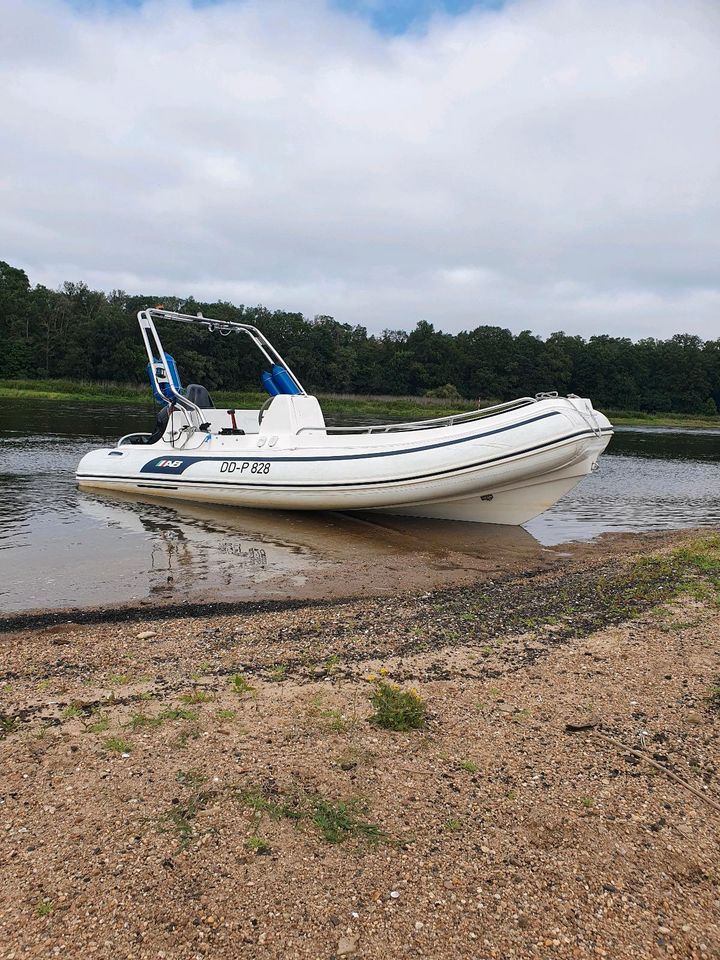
[123,405,170,445]
[184,383,214,408]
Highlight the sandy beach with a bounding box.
[1,529,719,959]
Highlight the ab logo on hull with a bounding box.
[140,457,193,474]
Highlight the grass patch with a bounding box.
[633,535,720,604]
[216,708,237,721]
[104,737,132,754]
[230,674,256,697]
[125,706,200,730]
[179,690,216,705]
[705,686,720,711]
[318,708,348,733]
[307,696,349,733]
[368,680,427,732]
[0,378,475,420]
[126,712,164,731]
[156,793,212,848]
[310,797,383,844]
[0,377,154,405]
[173,726,201,748]
[246,835,272,855]
[6,378,720,430]
[85,714,111,734]
[36,900,53,917]
[236,787,384,845]
[175,768,208,788]
[0,715,21,738]
[268,665,287,682]
[160,707,199,722]
[61,703,85,720]
[605,408,720,430]
[458,760,479,773]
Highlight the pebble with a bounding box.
[136,631,157,640]
[337,936,357,956]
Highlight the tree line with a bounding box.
[1,259,718,414]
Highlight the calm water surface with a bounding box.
[1,400,718,612]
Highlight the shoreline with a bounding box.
[2,377,720,429]
[0,528,690,632]
[1,528,719,957]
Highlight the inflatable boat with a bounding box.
[76,309,613,524]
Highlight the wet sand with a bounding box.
[1,528,719,959]
[0,513,682,632]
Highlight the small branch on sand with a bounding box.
[565,722,720,815]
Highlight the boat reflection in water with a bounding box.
[75,489,547,609]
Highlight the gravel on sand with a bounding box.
[1,530,719,959]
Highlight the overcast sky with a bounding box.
[1,0,719,338]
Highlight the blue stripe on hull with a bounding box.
[139,411,562,475]
[77,427,609,492]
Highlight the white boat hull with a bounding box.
[76,395,612,525]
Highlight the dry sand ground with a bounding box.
[1,530,719,959]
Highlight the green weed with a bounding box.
[160,707,199,722]
[246,835,272,855]
[230,674,255,697]
[61,704,85,720]
[310,797,383,844]
[156,793,211,848]
[236,787,384,845]
[173,726,201,747]
[175,769,208,788]
[368,681,426,732]
[104,737,132,754]
[0,715,21,738]
[307,698,349,733]
[216,708,237,721]
[180,690,215,705]
[85,714,111,734]
[126,713,163,731]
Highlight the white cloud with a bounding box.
[1,0,719,338]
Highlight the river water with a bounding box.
[0,400,718,613]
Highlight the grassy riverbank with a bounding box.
[1,378,719,428]
[0,378,477,420]
[605,409,720,429]
[1,530,719,958]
